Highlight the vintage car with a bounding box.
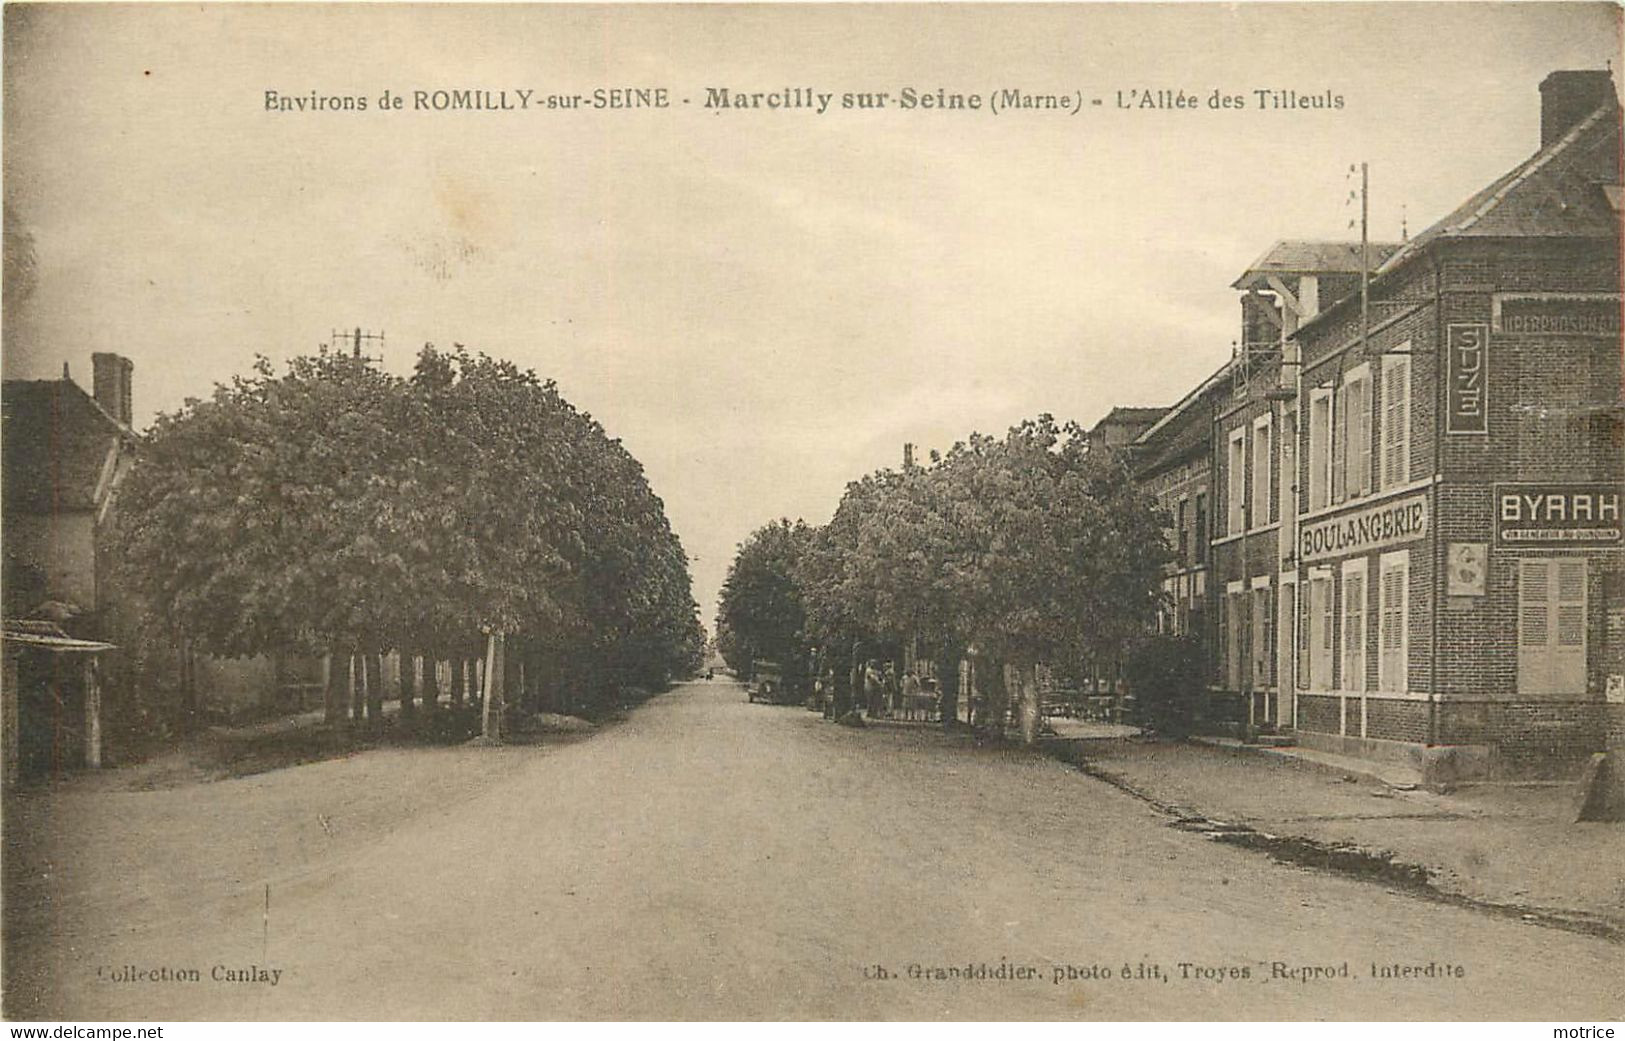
[747,659,784,703]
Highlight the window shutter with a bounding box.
[1557,561,1586,649]
[1518,559,1586,695]
[1331,385,1346,504]
[1383,358,1410,489]
[1379,562,1406,691]
[1519,560,1549,649]
[1352,379,1372,496]
[1343,573,1364,690]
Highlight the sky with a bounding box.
[4,2,1621,627]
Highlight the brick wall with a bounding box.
[1297,693,1340,734]
[1364,696,1428,743]
[1439,701,1612,776]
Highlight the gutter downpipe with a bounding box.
[1429,247,1444,749]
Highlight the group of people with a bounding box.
[817,659,936,722]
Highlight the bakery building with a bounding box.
[1277,70,1622,778]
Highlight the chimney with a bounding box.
[1539,70,1615,148]
[91,352,133,427]
[903,443,915,468]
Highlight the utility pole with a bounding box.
[328,327,385,362]
[1360,163,1370,357]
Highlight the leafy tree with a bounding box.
[716,520,813,692]
[116,344,703,738]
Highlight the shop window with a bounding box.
[1518,558,1587,695]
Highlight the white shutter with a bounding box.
[1382,357,1410,489]
[1342,572,1365,691]
[1521,559,1587,694]
[1379,558,1408,692]
[1309,575,1334,690]
[1331,384,1346,504]
[1351,377,1372,496]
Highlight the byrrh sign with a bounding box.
[1496,483,1623,547]
[1300,493,1428,562]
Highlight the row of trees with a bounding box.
[717,415,1171,744]
[116,344,705,738]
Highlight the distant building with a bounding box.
[2,355,138,778]
[1084,406,1167,456]
[2,354,139,625]
[2,356,329,777]
[1129,364,1224,655]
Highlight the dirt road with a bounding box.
[8,681,1622,1020]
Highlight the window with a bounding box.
[1308,389,1333,510]
[1518,558,1587,695]
[1228,429,1247,534]
[1341,365,1373,500]
[1378,551,1409,692]
[1341,559,1368,691]
[1224,583,1245,691]
[1252,414,1273,528]
[1251,583,1272,688]
[1306,571,1334,690]
[1176,498,1189,564]
[1381,352,1411,489]
[1194,493,1208,561]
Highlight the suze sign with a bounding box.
[1496,484,1624,547]
[1299,493,1429,562]
[1445,323,1488,435]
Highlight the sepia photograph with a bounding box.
[1,1,1622,1026]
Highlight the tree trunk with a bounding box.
[422,658,440,713]
[365,654,384,725]
[979,660,1010,738]
[1017,662,1042,746]
[936,649,961,730]
[350,653,365,721]
[480,633,505,742]
[324,650,349,725]
[524,646,543,712]
[399,652,417,719]
[449,658,465,708]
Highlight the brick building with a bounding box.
[1130,364,1223,653]
[1101,71,1621,776]
[1277,71,1623,778]
[1207,241,1402,733]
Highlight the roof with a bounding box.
[2,378,136,514]
[1232,240,1403,290]
[1291,98,1622,341]
[1374,100,1622,278]
[1092,406,1168,429]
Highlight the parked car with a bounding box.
[747,660,783,704]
